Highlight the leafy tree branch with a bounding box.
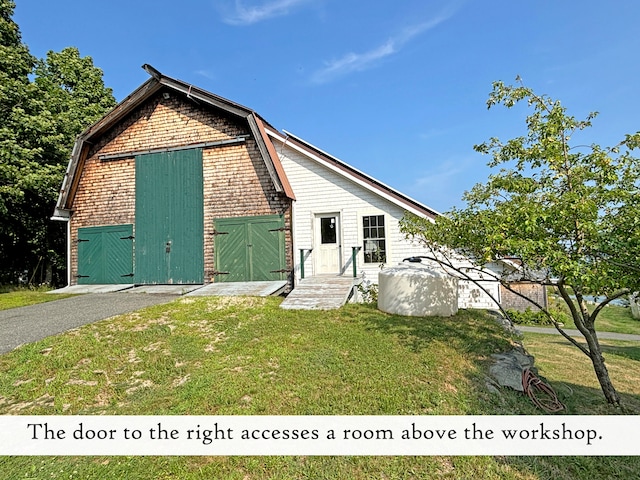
[401,78,640,407]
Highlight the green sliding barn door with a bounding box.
[135,149,204,284]
[77,224,133,284]
[214,215,286,282]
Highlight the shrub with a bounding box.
[356,279,379,304]
[506,308,568,326]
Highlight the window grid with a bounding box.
[363,215,386,263]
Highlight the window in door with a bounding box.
[320,216,337,244]
[363,215,386,263]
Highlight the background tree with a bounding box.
[0,0,37,282]
[0,0,116,284]
[401,79,640,407]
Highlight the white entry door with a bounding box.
[315,214,341,274]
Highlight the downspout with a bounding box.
[291,199,298,284]
[279,132,301,285]
[66,220,71,287]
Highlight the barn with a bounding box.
[52,65,295,288]
[53,65,542,310]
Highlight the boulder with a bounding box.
[488,349,536,392]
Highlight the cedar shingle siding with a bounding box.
[69,90,292,285]
[499,282,548,312]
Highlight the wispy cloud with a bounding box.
[408,155,483,211]
[412,114,479,207]
[311,12,455,85]
[223,0,313,26]
[194,69,217,80]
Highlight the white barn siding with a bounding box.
[275,140,415,281]
[458,280,500,309]
[271,135,499,310]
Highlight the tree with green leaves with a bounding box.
[0,0,116,284]
[1,0,37,260]
[401,79,640,407]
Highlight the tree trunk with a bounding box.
[557,285,621,406]
[582,328,621,406]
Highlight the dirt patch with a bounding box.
[172,374,191,387]
[73,358,92,369]
[201,296,268,311]
[128,349,142,364]
[125,379,154,395]
[12,378,34,387]
[3,394,55,413]
[143,342,165,352]
[66,379,98,386]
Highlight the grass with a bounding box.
[1,296,639,478]
[544,293,640,335]
[522,333,640,414]
[0,285,74,310]
[0,297,523,417]
[563,304,640,335]
[583,304,640,335]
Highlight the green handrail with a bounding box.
[299,249,312,279]
[352,246,362,277]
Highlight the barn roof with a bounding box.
[53,65,440,222]
[53,64,295,219]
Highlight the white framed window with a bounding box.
[363,214,386,263]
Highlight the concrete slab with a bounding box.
[125,285,203,295]
[186,281,287,297]
[47,284,135,294]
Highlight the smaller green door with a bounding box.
[77,225,134,284]
[214,220,249,282]
[214,215,286,282]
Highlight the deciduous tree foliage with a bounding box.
[0,0,116,284]
[401,79,640,407]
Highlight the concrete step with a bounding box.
[186,281,287,297]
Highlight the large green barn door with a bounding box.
[135,149,204,284]
[77,225,133,284]
[214,215,286,282]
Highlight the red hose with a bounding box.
[522,367,565,413]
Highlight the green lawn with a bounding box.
[0,286,74,310]
[1,296,639,479]
[545,294,640,335]
[577,304,640,335]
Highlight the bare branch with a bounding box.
[403,255,512,321]
[500,281,591,356]
[591,288,631,322]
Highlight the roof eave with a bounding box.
[252,116,296,200]
[266,128,439,219]
[54,78,163,213]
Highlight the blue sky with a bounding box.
[14,0,640,212]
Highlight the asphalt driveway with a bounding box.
[516,325,640,342]
[0,294,178,354]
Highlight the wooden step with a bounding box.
[280,276,360,310]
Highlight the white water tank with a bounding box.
[378,263,458,317]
